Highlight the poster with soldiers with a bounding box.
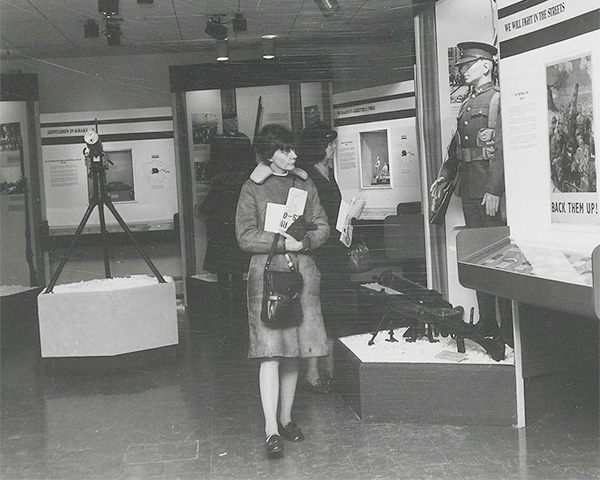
[0,123,24,195]
[191,113,218,145]
[546,53,597,226]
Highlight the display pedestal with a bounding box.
[37,276,178,359]
[1,286,44,352]
[335,332,517,426]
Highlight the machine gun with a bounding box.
[366,271,505,362]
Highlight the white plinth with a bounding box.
[37,276,178,358]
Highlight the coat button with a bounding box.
[464,135,469,140]
[479,110,482,114]
[467,107,471,111]
[464,121,468,125]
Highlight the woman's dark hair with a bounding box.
[253,124,295,163]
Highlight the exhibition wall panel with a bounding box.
[498,0,600,253]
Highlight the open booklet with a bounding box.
[336,196,366,247]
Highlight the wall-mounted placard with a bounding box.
[40,107,177,235]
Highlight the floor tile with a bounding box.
[0,309,598,480]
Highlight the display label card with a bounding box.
[435,350,466,362]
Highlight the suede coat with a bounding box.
[235,163,330,359]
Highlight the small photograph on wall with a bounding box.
[0,122,22,152]
[304,105,321,129]
[0,123,24,195]
[89,150,135,203]
[359,130,390,188]
[191,113,218,145]
[546,53,597,227]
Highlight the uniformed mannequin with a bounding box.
[430,42,513,345]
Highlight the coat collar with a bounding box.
[249,162,308,185]
[471,81,495,97]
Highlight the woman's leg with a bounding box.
[323,338,335,376]
[259,359,280,437]
[278,357,299,426]
[304,357,320,384]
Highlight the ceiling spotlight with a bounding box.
[98,0,119,17]
[106,19,121,45]
[314,0,340,17]
[216,39,229,62]
[205,17,228,40]
[262,37,276,60]
[233,13,247,32]
[84,19,100,38]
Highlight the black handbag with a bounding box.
[261,234,303,327]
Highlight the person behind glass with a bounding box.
[197,111,254,347]
[297,121,346,394]
[430,41,513,345]
[235,124,330,458]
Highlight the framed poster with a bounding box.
[191,113,218,145]
[546,53,597,226]
[359,129,391,189]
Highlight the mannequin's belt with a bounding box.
[459,148,486,163]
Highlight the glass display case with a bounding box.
[462,235,592,287]
[456,226,598,319]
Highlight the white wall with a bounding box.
[335,118,420,217]
[333,81,420,219]
[40,108,177,233]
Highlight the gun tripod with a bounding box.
[44,156,165,294]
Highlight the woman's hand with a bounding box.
[280,231,304,252]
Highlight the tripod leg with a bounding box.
[44,201,97,293]
[103,199,166,283]
[97,199,112,279]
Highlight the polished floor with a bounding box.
[1,306,599,480]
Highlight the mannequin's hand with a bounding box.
[280,231,303,252]
[482,193,500,216]
[429,177,448,199]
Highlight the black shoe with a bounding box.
[265,434,284,458]
[278,421,304,442]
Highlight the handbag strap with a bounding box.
[264,233,297,273]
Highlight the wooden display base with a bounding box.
[1,286,44,352]
[37,277,178,358]
[41,344,178,374]
[334,340,518,426]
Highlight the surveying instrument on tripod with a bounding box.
[43,123,165,294]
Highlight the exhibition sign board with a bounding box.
[40,108,177,235]
[498,0,599,247]
[333,81,419,219]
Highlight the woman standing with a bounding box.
[297,122,349,393]
[235,124,330,458]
